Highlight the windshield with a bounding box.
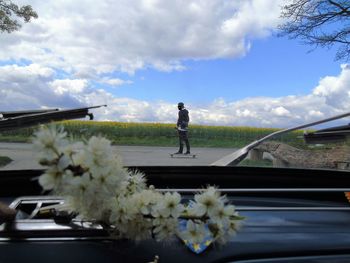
[0,0,349,172]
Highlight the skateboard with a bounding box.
[170,153,196,158]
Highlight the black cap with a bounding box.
[178,102,184,107]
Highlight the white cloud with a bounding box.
[0,0,285,77]
[312,64,350,109]
[0,63,345,127]
[271,106,291,117]
[99,78,133,86]
[0,64,85,110]
[0,64,54,82]
[3,63,350,128]
[50,79,88,95]
[309,110,324,118]
[2,0,350,130]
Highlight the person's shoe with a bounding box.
[185,152,191,155]
[174,152,183,154]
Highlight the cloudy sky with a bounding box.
[1,0,349,128]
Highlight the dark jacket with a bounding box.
[177,109,189,130]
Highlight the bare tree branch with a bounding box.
[278,0,350,61]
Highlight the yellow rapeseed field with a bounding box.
[0,120,305,147]
[56,120,304,147]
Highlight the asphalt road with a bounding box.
[0,142,238,170]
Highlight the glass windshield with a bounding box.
[0,1,349,172]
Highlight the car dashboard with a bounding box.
[0,166,350,263]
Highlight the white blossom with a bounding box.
[80,136,115,176]
[33,125,67,159]
[131,189,162,216]
[153,217,178,241]
[62,141,84,159]
[57,155,71,171]
[192,187,224,217]
[125,171,147,195]
[180,220,207,244]
[209,204,235,227]
[67,172,91,195]
[212,218,242,244]
[227,219,243,236]
[38,166,63,191]
[154,192,184,218]
[109,196,137,225]
[210,224,228,244]
[33,126,244,247]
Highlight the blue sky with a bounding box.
[115,36,340,103]
[1,0,350,128]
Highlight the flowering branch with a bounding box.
[33,125,244,246]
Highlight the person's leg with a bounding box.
[176,131,184,153]
[178,137,184,153]
[183,131,190,154]
[185,140,190,153]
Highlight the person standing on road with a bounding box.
[174,102,190,154]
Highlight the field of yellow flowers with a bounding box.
[0,120,305,148]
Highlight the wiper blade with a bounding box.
[0,109,59,118]
[0,105,107,131]
[212,111,350,166]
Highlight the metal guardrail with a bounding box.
[211,111,350,166]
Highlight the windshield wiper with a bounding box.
[211,111,350,166]
[0,109,59,119]
[0,105,107,131]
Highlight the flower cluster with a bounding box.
[33,125,244,245]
